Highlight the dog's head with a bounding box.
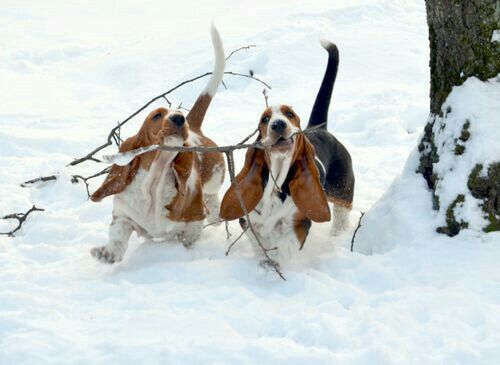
[90,107,193,203]
[259,105,301,153]
[139,107,190,147]
[219,105,330,223]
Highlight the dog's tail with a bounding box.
[187,23,225,132]
[306,39,339,130]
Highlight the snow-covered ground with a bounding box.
[1,0,499,363]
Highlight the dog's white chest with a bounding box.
[251,193,298,237]
[114,167,177,237]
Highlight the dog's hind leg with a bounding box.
[329,198,352,236]
[91,217,134,264]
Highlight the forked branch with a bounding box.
[0,205,45,237]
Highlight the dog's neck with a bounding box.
[261,150,293,216]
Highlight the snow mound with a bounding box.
[355,76,500,254]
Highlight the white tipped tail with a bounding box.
[187,24,226,130]
[320,38,334,50]
[203,24,225,97]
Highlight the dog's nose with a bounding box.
[169,114,185,127]
[270,119,286,134]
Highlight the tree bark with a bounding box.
[418,0,500,235]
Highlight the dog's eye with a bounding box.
[261,116,270,124]
[286,111,294,118]
[152,113,162,121]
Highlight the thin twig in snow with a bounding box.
[0,205,45,237]
[350,211,365,252]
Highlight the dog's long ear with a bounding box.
[90,135,143,202]
[220,145,267,221]
[166,152,205,222]
[289,134,331,222]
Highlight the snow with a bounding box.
[432,77,500,231]
[1,0,499,364]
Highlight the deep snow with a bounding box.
[1,0,499,364]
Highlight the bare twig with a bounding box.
[225,150,285,280]
[225,45,256,61]
[264,148,282,192]
[203,220,226,228]
[225,226,248,256]
[177,102,190,112]
[350,211,365,252]
[225,221,231,240]
[262,89,269,108]
[22,45,271,188]
[162,96,172,107]
[224,71,271,89]
[65,70,270,169]
[237,128,259,146]
[103,123,326,166]
[20,175,57,187]
[71,166,112,198]
[1,205,45,237]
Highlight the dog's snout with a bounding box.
[169,114,185,127]
[271,120,286,134]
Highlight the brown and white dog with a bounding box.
[90,25,226,264]
[220,39,354,260]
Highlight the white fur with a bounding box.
[246,192,301,262]
[330,204,350,236]
[92,152,203,264]
[242,144,303,260]
[320,38,333,50]
[202,24,225,97]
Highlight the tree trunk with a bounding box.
[417,0,500,236]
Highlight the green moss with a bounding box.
[459,120,471,141]
[485,211,500,232]
[454,120,471,155]
[454,145,466,155]
[468,162,500,233]
[437,194,468,236]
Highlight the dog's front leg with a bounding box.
[91,217,134,264]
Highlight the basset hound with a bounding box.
[220,39,354,260]
[90,25,226,264]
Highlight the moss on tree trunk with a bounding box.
[418,0,500,236]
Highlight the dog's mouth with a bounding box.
[270,136,294,151]
[160,135,184,147]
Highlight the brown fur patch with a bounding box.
[187,93,212,132]
[293,210,312,249]
[280,105,301,128]
[220,147,267,220]
[327,196,353,209]
[166,152,205,222]
[289,134,331,222]
[195,134,225,187]
[258,107,273,140]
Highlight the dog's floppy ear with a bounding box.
[166,151,205,222]
[289,134,331,222]
[220,145,267,221]
[90,135,143,202]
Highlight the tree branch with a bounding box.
[103,123,326,166]
[71,166,112,198]
[350,211,365,252]
[1,205,45,237]
[21,44,270,188]
[225,150,286,280]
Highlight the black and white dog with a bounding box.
[220,39,355,257]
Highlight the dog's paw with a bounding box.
[90,246,123,264]
[259,258,282,273]
[177,234,195,249]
